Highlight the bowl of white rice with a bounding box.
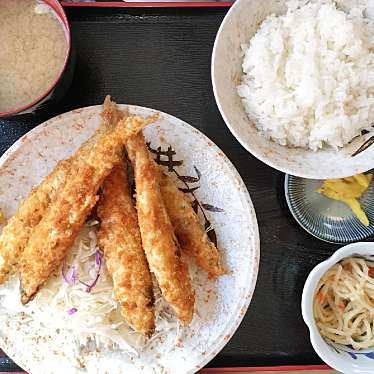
[212,0,374,179]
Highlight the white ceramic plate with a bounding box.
[0,105,260,374]
[212,0,374,179]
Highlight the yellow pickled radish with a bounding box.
[316,173,372,226]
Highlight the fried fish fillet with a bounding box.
[159,170,225,278]
[127,133,194,324]
[19,114,157,304]
[0,96,121,285]
[97,163,155,336]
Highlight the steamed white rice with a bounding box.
[237,0,374,151]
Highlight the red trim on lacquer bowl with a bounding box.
[0,0,71,117]
[60,1,234,8]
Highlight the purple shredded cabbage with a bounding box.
[79,249,103,293]
[68,307,78,315]
[62,260,77,285]
[71,265,78,283]
[95,249,102,266]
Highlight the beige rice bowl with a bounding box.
[237,0,374,151]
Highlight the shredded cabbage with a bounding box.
[0,222,183,362]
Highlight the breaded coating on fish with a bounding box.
[159,170,225,278]
[0,96,122,285]
[127,133,195,324]
[97,163,155,336]
[0,159,68,285]
[19,114,157,304]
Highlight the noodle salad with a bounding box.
[314,256,374,350]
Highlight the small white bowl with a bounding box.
[302,242,374,374]
[211,0,374,179]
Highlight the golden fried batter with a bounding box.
[97,164,155,336]
[0,96,122,285]
[127,133,194,324]
[19,114,157,304]
[0,159,68,285]
[159,170,225,278]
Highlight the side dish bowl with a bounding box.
[302,242,374,374]
[211,0,374,179]
[285,174,374,244]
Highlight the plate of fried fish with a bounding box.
[0,97,259,373]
